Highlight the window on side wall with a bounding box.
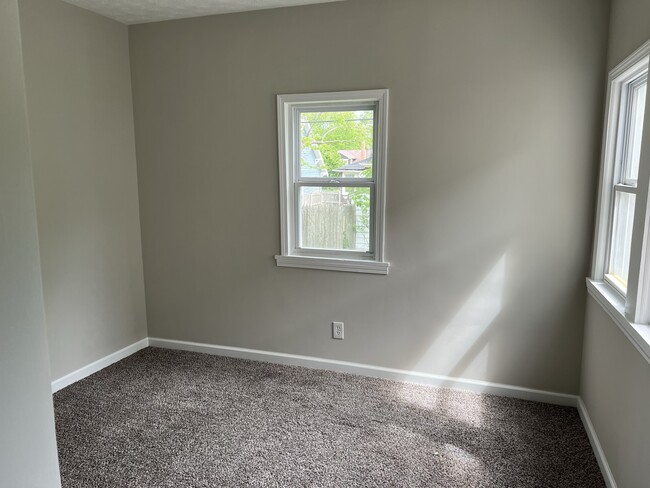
[275,90,389,275]
[590,40,650,332]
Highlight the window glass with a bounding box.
[298,186,370,252]
[299,110,374,179]
[623,80,647,183]
[608,191,636,289]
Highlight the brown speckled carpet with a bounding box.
[54,347,604,487]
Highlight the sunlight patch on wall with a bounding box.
[399,254,507,424]
[414,253,507,376]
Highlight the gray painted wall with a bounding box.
[130,0,609,394]
[0,0,61,485]
[19,0,148,380]
[581,296,650,488]
[580,0,650,486]
[606,0,650,70]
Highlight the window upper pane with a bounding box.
[299,110,374,179]
[623,79,647,184]
[608,191,636,291]
[298,186,371,252]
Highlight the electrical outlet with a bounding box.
[332,321,344,340]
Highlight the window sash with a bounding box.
[605,189,636,295]
[290,101,379,258]
[292,182,376,257]
[294,105,378,183]
[295,177,375,185]
[618,74,647,186]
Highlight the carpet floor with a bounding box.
[54,347,605,487]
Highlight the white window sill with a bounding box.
[586,278,650,365]
[275,255,389,275]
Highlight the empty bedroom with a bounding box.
[1,0,649,486]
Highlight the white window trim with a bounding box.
[275,89,390,275]
[589,39,650,365]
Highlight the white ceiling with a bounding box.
[62,0,345,25]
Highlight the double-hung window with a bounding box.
[590,40,650,360]
[275,90,389,274]
[603,59,647,294]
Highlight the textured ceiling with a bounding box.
[62,0,345,24]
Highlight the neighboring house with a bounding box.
[334,148,373,178]
[333,157,372,178]
[337,148,372,163]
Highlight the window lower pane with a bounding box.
[299,186,371,252]
[608,191,636,290]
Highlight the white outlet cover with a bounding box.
[332,321,344,339]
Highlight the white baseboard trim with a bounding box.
[51,338,149,393]
[577,397,617,488]
[148,337,578,407]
